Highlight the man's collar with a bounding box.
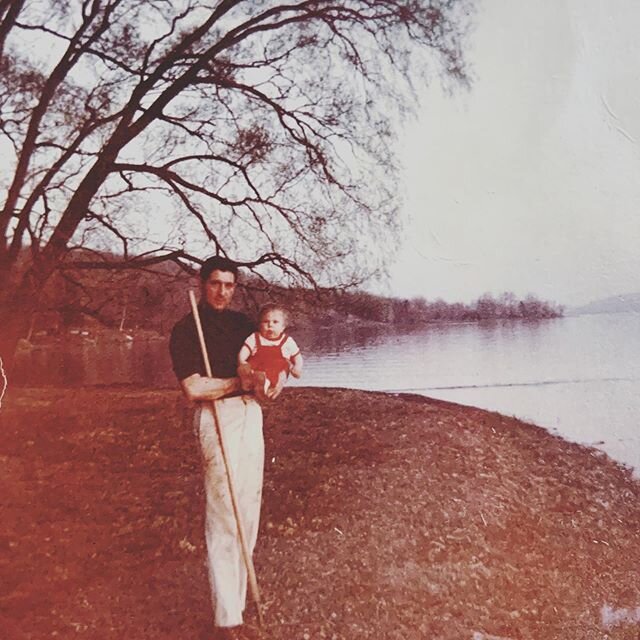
[199,303,228,319]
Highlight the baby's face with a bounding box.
[259,310,286,340]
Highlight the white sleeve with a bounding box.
[282,335,301,359]
[243,332,258,356]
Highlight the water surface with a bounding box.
[13,313,640,473]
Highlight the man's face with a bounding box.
[203,269,236,310]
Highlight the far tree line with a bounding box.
[327,290,563,326]
[24,260,563,340]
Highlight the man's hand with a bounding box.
[237,363,254,392]
[181,374,240,403]
[253,380,269,403]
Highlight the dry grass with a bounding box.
[1,387,639,639]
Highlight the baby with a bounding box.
[238,303,303,398]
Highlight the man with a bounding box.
[169,256,269,639]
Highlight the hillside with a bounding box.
[573,292,640,315]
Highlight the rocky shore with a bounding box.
[1,387,639,639]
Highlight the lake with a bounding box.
[12,312,640,474]
[291,312,640,474]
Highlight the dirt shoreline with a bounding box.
[1,386,639,639]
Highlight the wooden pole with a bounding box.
[188,290,264,628]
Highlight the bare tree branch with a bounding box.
[0,0,473,359]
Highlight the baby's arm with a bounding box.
[237,344,254,391]
[238,343,251,366]
[289,352,303,378]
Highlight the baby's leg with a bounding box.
[277,369,288,388]
[264,370,288,400]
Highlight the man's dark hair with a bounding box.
[200,256,239,282]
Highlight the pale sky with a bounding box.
[388,0,640,307]
[4,1,640,308]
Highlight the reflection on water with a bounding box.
[14,337,174,388]
[12,313,640,473]
[295,323,406,354]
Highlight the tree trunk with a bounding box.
[0,268,43,374]
[0,301,33,374]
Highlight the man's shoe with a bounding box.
[239,625,262,639]
[214,626,243,640]
[215,625,262,640]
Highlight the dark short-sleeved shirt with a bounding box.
[169,305,255,381]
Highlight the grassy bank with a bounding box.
[1,387,639,639]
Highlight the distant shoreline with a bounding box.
[17,313,565,349]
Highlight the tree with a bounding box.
[0,0,472,363]
[475,293,497,319]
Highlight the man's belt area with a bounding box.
[221,389,248,400]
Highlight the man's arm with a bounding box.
[180,373,241,403]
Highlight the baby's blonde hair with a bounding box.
[259,302,289,324]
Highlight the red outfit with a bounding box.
[247,332,294,387]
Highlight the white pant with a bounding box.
[195,396,264,627]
